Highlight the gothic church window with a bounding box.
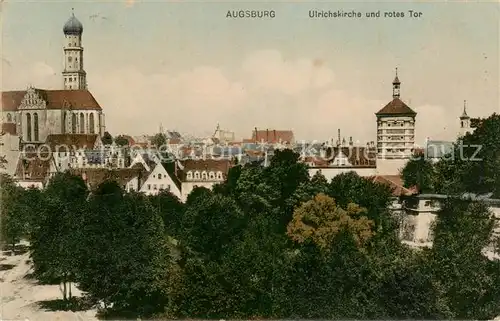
[72,114,77,134]
[26,113,32,141]
[89,114,95,134]
[34,113,39,141]
[80,113,85,134]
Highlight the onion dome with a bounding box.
[63,11,83,35]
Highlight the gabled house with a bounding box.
[70,165,149,193]
[139,161,182,199]
[13,152,56,189]
[177,159,233,202]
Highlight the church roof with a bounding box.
[1,89,102,111]
[375,98,416,116]
[45,134,99,151]
[246,129,295,144]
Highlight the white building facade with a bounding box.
[376,70,417,175]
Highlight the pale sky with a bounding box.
[1,0,499,145]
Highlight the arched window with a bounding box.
[202,171,208,180]
[216,171,223,180]
[62,112,66,134]
[209,171,215,180]
[34,113,39,141]
[72,114,77,133]
[89,113,95,134]
[187,171,193,180]
[194,171,200,180]
[80,113,85,133]
[26,113,32,141]
[6,113,12,122]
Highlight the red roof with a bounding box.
[1,123,17,135]
[376,98,416,116]
[2,89,102,111]
[249,129,294,144]
[368,174,416,196]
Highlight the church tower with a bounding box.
[375,69,417,175]
[459,100,473,137]
[62,9,87,90]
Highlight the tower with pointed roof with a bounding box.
[62,9,87,90]
[375,69,417,175]
[459,100,473,137]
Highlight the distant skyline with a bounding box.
[1,0,499,144]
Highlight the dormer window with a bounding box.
[194,171,200,180]
[158,174,162,179]
[187,171,193,180]
[209,171,215,180]
[216,171,223,180]
[202,171,208,180]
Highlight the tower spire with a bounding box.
[392,67,401,99]
[460,100,469,119]
[63,10,86,90]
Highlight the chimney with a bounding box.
[266,129,269,143]
[274,130,277,143]
[254,127,258,142]
[337,129,341,147]
[349,136,353,146]
[342,137,346,146]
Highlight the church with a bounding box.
[1,11,105,144]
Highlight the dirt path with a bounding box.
[0,244,98,320]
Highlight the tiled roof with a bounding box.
[15,154,53,181]
[69,167,147,191]
[45,134,99,151]
[2,89,102,111]
[250,129,294,144]
[368,175,417,196]
[376,98,416,116]
[162,161,182,191]
[177,159,233,181]
[1,123,17,135]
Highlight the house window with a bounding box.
[158,174,162,179]
[209,172,215,180]
[6,113,12,122]
[187,171,193,180]
[167,185,171,191]
[202,171,208,180]
[159,184,164,189]
[147,184,151,190]
[194,171,200,180]
[153,184,157,190]
[216,171,223,180]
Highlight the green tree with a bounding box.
[101,131,113,145]
[30,172,88,299]
[76,182,170,317]
[287,193,374,251]
[0,174,25,251]
[149,190,185,238]
[114,135,130,147]
[401,153,435,193]
[181,193,246,261]
[327,172,395,240]
[151,133,167,148]
[429,198,500,319]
